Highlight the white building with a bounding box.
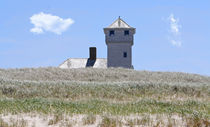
[59,17,135,69]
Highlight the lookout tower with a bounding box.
[104,17,136,68]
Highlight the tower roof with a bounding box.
[107,17,133,28]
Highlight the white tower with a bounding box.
[104,17,136,68]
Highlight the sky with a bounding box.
[0,0,210,76]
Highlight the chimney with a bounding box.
[89,47,96,60]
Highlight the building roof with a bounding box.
[107,17,133,28]
[59,58,107,69]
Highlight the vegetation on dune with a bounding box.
[0,98,209,118]
[0,67,209,83]
[0,67,209,126]
[0,80,209,101]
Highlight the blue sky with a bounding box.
[0,0,210,76]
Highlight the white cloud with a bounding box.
[168,14,181,35]
[170,40,182,47]
[30,12,74,35]
[30,27,43,34]
[167,14,182,47]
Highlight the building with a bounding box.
[59,47,107,69]
[59,17,135,69]
[104,17,136,68]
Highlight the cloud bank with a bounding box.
[30,12,74,35]
[167,14,182,47]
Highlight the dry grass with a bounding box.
[82,114,96,125]
[0,113,209,127]
[0,117,28,127]
[100,116,122,127]
[0,67,209,83]
[0,67,209,127]
[0,118,9,127]
[48,114,63,125]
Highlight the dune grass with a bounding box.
[0,67,210,83]
[0,80,208,100]
[0,67,209,126]
[0,98,208,118]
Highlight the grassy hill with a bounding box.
[0,67,209,127]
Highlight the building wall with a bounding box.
[107,43,132,68]
[104,29,134,68]
[104,29,135,44]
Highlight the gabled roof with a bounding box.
[107,17,133,28]
[59,58,107,69]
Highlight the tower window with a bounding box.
[124,30,129,35]
[123,52,127,58]
[109,30,115,36]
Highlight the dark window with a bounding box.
[109,30,115,36]
[123,52,127,58]
[124,30,129,35]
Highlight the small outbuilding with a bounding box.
[59,47,107,69]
